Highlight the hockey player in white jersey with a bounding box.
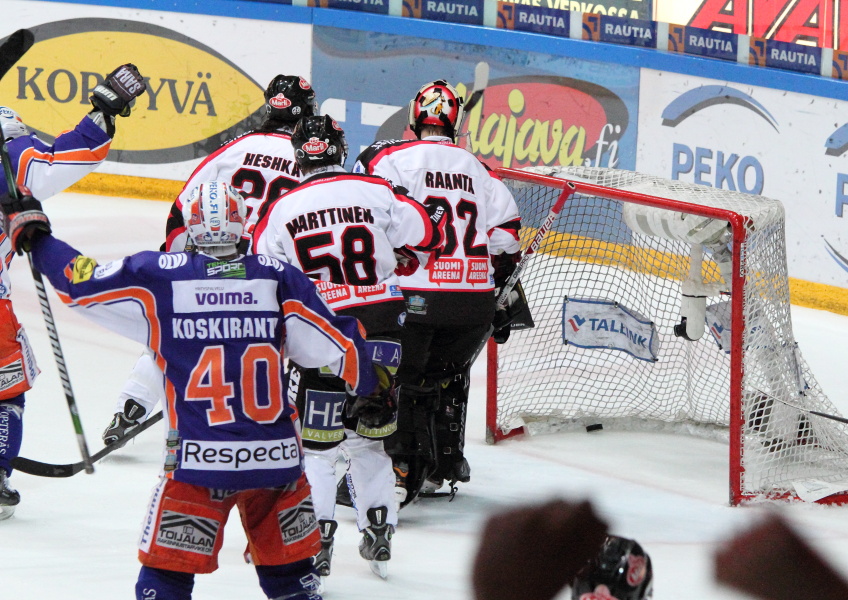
[353,79,523,503]
[0,63,146,518]
[1,179,395,599]
[103,74,318,448]
[254,115,443,580]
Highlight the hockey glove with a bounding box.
[491,251,523,344]
[0,185,51,255]
[90,63,147,118]
[102,398,147,447]
[346,364,398,429]
[394,246,420,277]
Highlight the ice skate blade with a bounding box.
[369,560,388,579]
[0,505,16,521]
[316,576,326,595]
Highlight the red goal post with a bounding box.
[488,166,848,506]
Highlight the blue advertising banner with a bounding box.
[309,0,389,14]
[763,38,822,75]
[402,0,484,25]
[583,13,657,49]
[497,2,571,38]
[311,25,640,174]
[668,24,738,62]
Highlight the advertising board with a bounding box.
[1,0,312,181]
[637,68,848,286]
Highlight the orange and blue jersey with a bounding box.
[30,233,378,491]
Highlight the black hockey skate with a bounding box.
[0,472,20,521]
[313,519,338,577]
[359,506,393,579]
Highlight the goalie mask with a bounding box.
[407,80,465,140]
[571,536,653,600]
[292,115,348,169]
[0,107,28,142]
[264,75,317,123]
[182,180,246,257]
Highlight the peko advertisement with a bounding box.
[310,25,640,173]
[0,0,312,181]
[636,69,848,287]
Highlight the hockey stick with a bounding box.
[469,181,575,366]
[464,61,489,113]
[0,29,34,82]
[12,411,164,477]
[1,140,96,474]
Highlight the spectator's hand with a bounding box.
[715,515,848,600]
[473,499,608,600]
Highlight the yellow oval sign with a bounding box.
[0,19,264,163]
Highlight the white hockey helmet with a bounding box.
[182,180,247,256]
[408,79,465,140]
[0,107,28,142]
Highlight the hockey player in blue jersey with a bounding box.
[0,63,147,518]
[0,179,395,600]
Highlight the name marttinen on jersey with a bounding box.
[171,278,281,339]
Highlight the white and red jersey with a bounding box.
[253,165,437,313]
[165,129,304,252]
[353,136,521,295]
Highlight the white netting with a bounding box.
[494,166,848,501]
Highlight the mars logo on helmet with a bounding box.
[303,137,329,154]
[269,93,292,109]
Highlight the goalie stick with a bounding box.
[469,179,575,366]
[12,411,164,477]
[464,61,489,113]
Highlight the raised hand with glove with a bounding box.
[89,63,147,136]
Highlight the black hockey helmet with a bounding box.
[571,536,653,600]
[264,75,317,123]
[292,115,348,169]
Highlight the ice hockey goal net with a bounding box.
[489,166,848,505]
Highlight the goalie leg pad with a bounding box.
[383,383,437,458]
[429,369,471,484]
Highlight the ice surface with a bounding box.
[3,193,848,599]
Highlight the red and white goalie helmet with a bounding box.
[182,180,246,255]
[0,107,28,142]
[407,79,465,140]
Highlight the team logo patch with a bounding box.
[277,497,317,545]
[71,256,98,283]
[155,510,220,555]
[206,261,246,279]
[299,78,311,90]
[269,93,292,109]
[159,253,188,270]
[302,137,328,154]
[0,361,25,391]
[627,554,647,586]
